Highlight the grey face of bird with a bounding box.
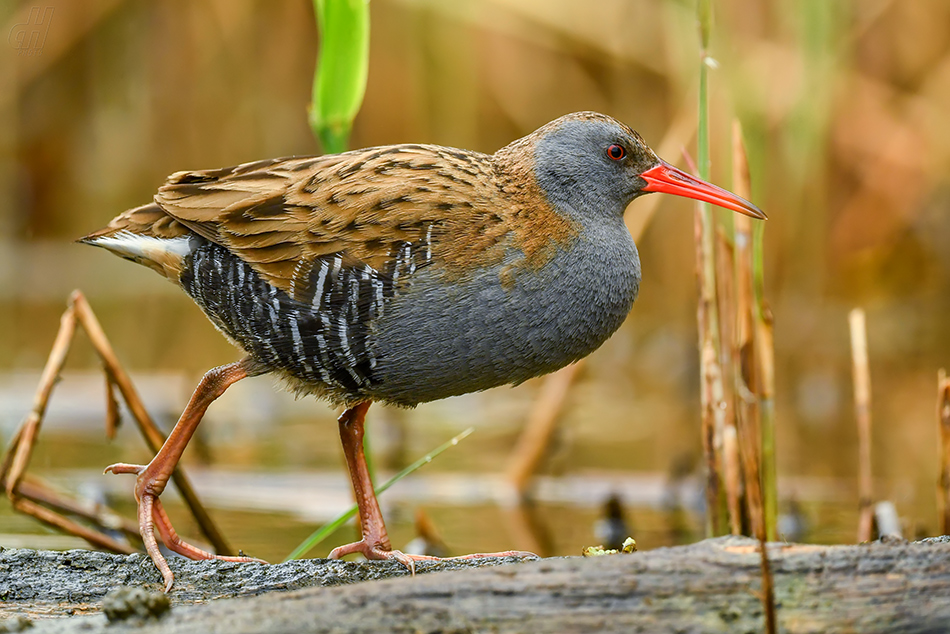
[530,114,765,223]
[532,118,658,220]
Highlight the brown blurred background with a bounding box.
[1,0,949,559]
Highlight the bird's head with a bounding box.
[527,112,766,223]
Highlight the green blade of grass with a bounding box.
[308,0,370,153]
[697,0,711,182]
[283,426,475,562]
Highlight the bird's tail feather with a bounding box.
[79,203,196,280]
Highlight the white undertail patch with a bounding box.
[87,231,195,263]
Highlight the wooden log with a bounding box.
[4,536,950,633]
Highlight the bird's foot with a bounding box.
[327,539,537,575]
[104,461,267,592]
[327,539,425,573]
[440,549,539,562]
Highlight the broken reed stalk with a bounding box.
[938,369,950,535]
[16,476,141,540]
[736,406,777,633]
[722,424,742,534]
[70,291,234,555]
[506,360,584,497]
[731,269,776,632]
[849,308,874,542]
[0,290,232,556]
[732,121,776,633]
[1,300,77,498]
[756,303,777,541]
[0,303,135,553]
[731,121,766,540]
[715,229,742,535]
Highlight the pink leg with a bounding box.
[105,359,266,591]
[328,402,536,571]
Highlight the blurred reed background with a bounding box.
[1,0,950,559]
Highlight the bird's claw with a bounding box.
[104,462,265,592]
[103,462,146,476]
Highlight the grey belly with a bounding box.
[369,233,640,406]
[178,225,639,408]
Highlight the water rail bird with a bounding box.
[82,111,765,590]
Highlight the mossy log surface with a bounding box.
[3,536,950,633]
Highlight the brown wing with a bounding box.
[81,202,192,242]
[153,145,518,298]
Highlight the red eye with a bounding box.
[607,144,626,160]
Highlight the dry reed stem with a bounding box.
[734,349,776,633]
[715,229,742,535]
[732,120,776,634]
[10,496,137,554]
[755,305,777,540]
[104,371,121,440]
[731,120,762,539]
[736,401,776,632]
[17,477,141,541]
[16,477,140,551]
[938,368,950,535]
[849,308,874,542]
[680,143,728,536]
[69,290,233,556]
[2,302,77,497]
[696,208,725,537]
[738,302,776,634]
[0,298,137,554]
[0,427,22,490]
[731,121,777,541]
[506,360,584,496]
[0,291,232,557]
[722,424,742,535]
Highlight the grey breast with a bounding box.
[369,215,641,407]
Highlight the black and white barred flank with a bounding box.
[179,233,434,397]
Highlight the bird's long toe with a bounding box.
[444,549,539,561]
[103,462,146,476]
[150,496,267,563]
[328,540,538,576]
[106,461,263,591]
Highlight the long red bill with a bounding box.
[640,159,766,220]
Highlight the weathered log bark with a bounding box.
[4,536,950,633]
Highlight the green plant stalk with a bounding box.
[284,427,475,562]
[309,0,370,153]
[697,0,711,181]
[308,0,373,482]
